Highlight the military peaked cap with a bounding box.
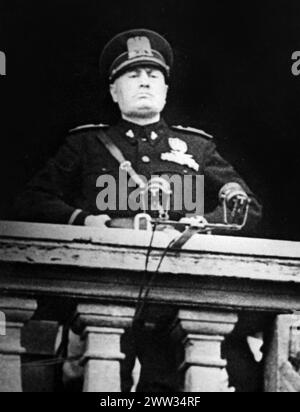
[99,29,174,82]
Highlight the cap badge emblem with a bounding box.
[161,138,200,172]
[127,37,153,59]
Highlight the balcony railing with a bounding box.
[0,220,300,392]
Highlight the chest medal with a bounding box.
[161,138,200,172]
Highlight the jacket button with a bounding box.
[141,156,150,163]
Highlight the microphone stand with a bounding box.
[134,196,251,249]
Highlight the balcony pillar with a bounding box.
[74,304,135,392]
[171,309,238,392]
[0,297,37,392]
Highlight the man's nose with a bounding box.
[139,70,150,86]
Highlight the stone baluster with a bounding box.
[0,297,37,392]
[171,309,238,392]
[74,303,135,392]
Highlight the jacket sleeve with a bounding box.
[203,141,263,235]
[14,134,90,225]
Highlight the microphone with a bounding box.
[219,182,249,207]
[219,182,250,224]
[141,176,172,220]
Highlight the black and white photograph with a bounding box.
[0,0,300,394]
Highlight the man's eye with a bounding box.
[149,71,162,78]
[128,72,138,78]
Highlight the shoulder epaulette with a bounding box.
[69,123,110,133]
[172,125,213,139]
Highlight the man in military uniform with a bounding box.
[15,28,261,230]
[14,29,263,392]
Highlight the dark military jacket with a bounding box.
[14,118,262,234]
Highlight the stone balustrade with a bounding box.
[0,221,300,392]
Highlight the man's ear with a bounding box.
[109,83,118,103]
[163,84,169,103]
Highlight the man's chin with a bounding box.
[125,109,159,120]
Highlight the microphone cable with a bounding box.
[133,221,158,324]
[134,232,179,322]
[22,355,81,368]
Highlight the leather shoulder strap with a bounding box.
[96,131,127,165]
[96,131,146,190]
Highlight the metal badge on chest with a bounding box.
[161,137,200,172]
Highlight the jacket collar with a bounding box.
[113,117,169,144]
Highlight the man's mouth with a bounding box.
[136,93,152,98]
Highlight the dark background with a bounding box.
[0,0,299,240]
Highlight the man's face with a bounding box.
[110,67,169,119]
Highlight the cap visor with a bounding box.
[110,58,169,82]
